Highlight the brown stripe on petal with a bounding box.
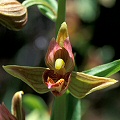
[45,39,62,70]
[63,38,75,72]
[54,48,69,62]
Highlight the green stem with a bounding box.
[51,0,82,120]
[51,92,81,120]
[56,0,66,36]
[50,94,67,120]
[51,1,67,120]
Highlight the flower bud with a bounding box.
[11,91,24,120]
[0,0,28,31]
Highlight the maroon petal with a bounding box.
[43,70,71,96]
[45,37,75,74]
[0,103,17,120]
[63,37,75,72]
[45,38,62,70]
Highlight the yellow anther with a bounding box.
[55,58,65,70]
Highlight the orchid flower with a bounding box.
[3,22,117,98]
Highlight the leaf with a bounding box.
[69,72,117,99]
[22,0,57,21]
[23,94,50,120]
[38,0,57,22]
[3,65,49,94]
[84,59,120,77]
[23,94,48,112]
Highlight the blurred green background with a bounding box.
[0,0,120,120]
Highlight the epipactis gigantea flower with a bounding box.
[3,22,117,98]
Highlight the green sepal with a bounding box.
[68,59,120,99]
[3,65,49,94]
[69,72,117,99]
[56,22,68,47]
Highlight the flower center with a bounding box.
[43,70,71,96]
[55,58,65,70]
[46,77,65,92]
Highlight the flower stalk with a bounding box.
[56,0,66,36]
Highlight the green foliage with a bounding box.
[51,93,81,120]
[22,0,57,21]
[84,59,120,77]
[23,94,50,120]
[51,59,120,120]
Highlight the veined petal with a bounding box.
[46,38,75,73]
[45,38,62,70]
[63,37,75,72]
[45,38,74,73]
[3,65,49,94]
[0,0,28,31]
[68,71,117,99]
[56,22,68,47]
[45,22,75,73]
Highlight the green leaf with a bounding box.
[23,94,48,112]
[22,0,57,21]
[84,59,120,77]
[38,0,57,22]
[3,65,49,94]
[23,94,50,120]
[69,72,117,99]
